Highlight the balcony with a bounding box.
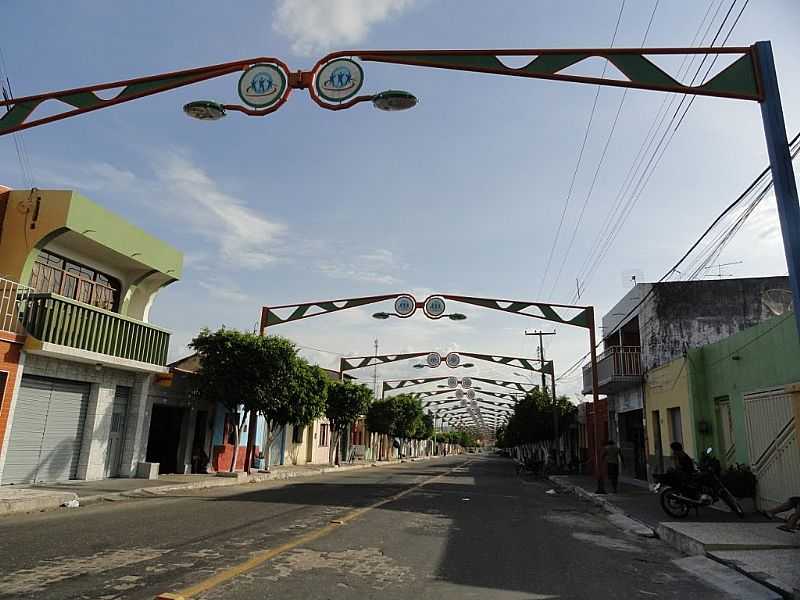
[20,293,170,371]
[582,346,642,395]
[0,276,31,338]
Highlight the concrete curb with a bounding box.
[0,490,79,516]
[548,475,656,538]
[0,455,447,517]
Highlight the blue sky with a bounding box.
[2,0,799,402]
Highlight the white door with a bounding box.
[743,388,800,509]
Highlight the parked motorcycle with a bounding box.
[653,447,744,519]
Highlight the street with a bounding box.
[0,456,730,599]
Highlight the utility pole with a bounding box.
[525,329,558,459]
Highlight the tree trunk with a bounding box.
[328,428,339,466]
[244,409,257,474]
[230,411,246,472]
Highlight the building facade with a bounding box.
[0,188,182,484]
[583,277,790,481]
[644,313,800,510]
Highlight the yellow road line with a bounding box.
[155,460,471,600]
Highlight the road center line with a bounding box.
[156,459,472,600]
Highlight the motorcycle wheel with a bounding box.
[660,488,690,518]
[719,487,745,518]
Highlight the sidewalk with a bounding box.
[551,474,800,598]
[0,455,443,518]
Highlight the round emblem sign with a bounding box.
[461,377,472,389]
[445,352,461,368]
[316,58,364,103]
[426,352,441,368]
[394,295,416,318]
[455,389,464,400]
[447,376,458,388]
[238,63,287,109]
[423,296,447,319]
[466,389,476,400]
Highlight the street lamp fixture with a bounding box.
[372,311,466,321]
[183,100,226,120]
[372,90,418,111]
[414,362,474,369]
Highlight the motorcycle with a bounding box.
[653,447,745,519]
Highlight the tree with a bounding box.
[325,380,372,465]
[502,388,576,447]
[416,413,434,440]
[366,398,397,460]
[392,394,424,456]
[190,328,265,472]
[249,338,328,470]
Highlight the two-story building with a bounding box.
[0,187,182,484]
[582,276,790,481]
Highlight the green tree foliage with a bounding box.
[498,387,576,447]
[365,398,397,436]
[391,394,424,441]
[415,413,434,440]
[190,328,328,471]
[325,380,373,464]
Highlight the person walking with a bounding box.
[602,440,623,493]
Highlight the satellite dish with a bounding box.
[762,289,793,316]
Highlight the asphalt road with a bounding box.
[0,455,731,599]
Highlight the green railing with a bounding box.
[21,293,170,366]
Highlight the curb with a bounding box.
[548,476,656,538]
[0,455,447,517]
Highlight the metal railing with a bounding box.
[21,292,170,366]
[0,276,32,335]
[582,346,642,394]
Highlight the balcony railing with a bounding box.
[0,276,32,335]
[21,293,170,366]
[582,346,642,395]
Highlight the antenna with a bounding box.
[702,260,743,279]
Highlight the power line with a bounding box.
[557,129,800,382]
[547,0,660,300]
[574,0,743,299]
[570,0,721,300]
[0,46,34,189]
[535,0,627,298]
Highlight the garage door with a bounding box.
[2,377,89,484]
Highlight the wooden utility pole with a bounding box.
[525,330,558,454]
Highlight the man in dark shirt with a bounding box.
[670,442,695,474]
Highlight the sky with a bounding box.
[2,0,799,406]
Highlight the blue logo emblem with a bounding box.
[247,73,277,97]
[316,59,364,103]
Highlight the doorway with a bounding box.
[146,404,184,474]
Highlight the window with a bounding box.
[319,423,329,447]
[292,425,304,444]
[668,407,683,445]
[29,250,121,311]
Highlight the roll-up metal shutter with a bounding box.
[2,376,89,484]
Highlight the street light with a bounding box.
[372,90,418,111]
[414,362,475,369]
[372,311,466,321]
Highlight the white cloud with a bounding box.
[274,0,416,55]
[318,247,404,284]
[156,154,287,268]
[35,161,136,192]
[197,281,251,304]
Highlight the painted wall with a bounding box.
[644,357,695,469]
[0,338,23,465]
[283,423,311,466]
[0,189,182,322]
[689,314,800,465]
[309,419,332,464]
[637,277,789,372]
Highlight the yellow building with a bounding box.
[644,357,696,475]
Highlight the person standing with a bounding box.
[603,440,623,493]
